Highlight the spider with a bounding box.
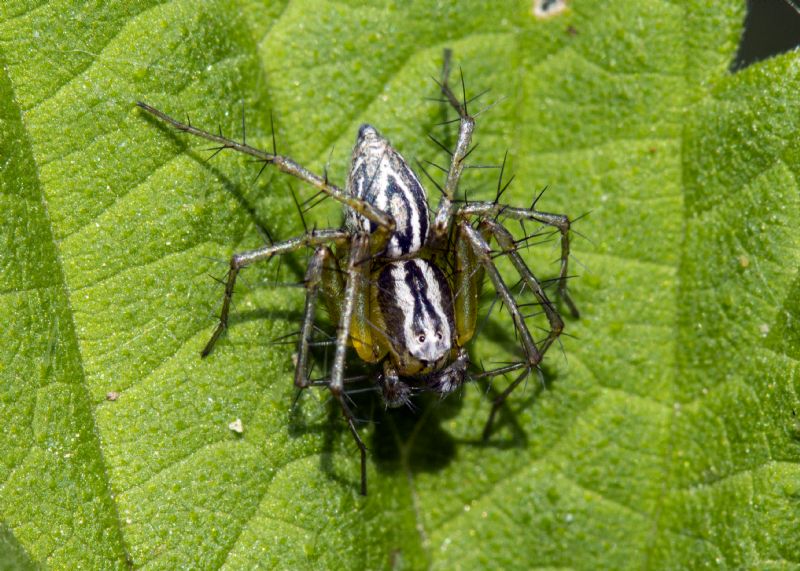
[137,52,578,495]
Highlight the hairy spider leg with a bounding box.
[430,51,476,245]
[200,229,349,357]
[135,102,398,355]
[329,234,371,495]
[459,223,542,365]
[473,219,565,438]
[294,246,342,389]
[136,102,396,236]
[422,56,578,318]
[427,55,577,436]
[459,222,550,439]
[457,202,579,318]
[478,219,564,349]
[289,235,375,495]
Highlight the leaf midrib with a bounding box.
[0,59,133,567]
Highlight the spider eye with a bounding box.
[417,334,425,343]
[436,331,443,340]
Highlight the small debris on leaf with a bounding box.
[228,418,244,434]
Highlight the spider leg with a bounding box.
[460,222,545,438]
[480,366,532,441]
[295,241,372,494]
[201,229,349,357]
[478,219,564,354]
[430,53,476,243]
[294,246,336,389]
[329,233,371,495]
[137,102,395,234]
[457,201,579,318]
[460,223,541,364]
[463,218,568,437]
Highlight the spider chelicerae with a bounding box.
[138,52,579,495]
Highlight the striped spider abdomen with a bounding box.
[346,124,429,258]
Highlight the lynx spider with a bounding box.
[138,52,578,495]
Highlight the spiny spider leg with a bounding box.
[329,233,371,495]
[430,51,476,242]
[294,247,330,389]
[478,219,564,354]
[201,229,348,357]
[457,201,579,317]
[136,102,396,234]
[472,219,566,438]
[460,220,542,378]
[482,366,532,441]
[470,361,528,380]
[288,236,371,494]
[461,221,566,438]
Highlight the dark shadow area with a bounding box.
[732,0,800,71]
[369,392,461,474]
[284,332,552,490]
[466,361,559,448]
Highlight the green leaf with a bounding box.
[2,1,799,569]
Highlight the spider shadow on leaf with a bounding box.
[140,109,309,281]
[464,361,560,451]
[283,316,549,490]
[283,343,464,484]
[369,390,461,475]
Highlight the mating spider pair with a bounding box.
[138,52,578,495]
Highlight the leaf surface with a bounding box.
[1,1,798,569]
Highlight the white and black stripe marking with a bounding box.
[377,259,454,368]
[345,125,429,258]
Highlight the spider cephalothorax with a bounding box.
[138,51,578,495]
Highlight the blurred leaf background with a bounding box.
[1,0,799,569]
